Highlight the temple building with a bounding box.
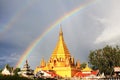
[34,27,81,77]
[2,64,14,75]
[74,63,99,78]
[18,60,34,78]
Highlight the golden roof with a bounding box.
[81,63,92,72]
[51,27,71,59]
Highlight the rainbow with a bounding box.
[15,0,97,68]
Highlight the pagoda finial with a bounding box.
[59,24,63,36]
[40,58,46,67]
[26,60,28,64]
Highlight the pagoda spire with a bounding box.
[50,25,71,59]
[26,60,28,64]
[40,58,46,67]
[59,24,63,36]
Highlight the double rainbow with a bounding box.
[0,1,38,36]
[15,0,97,68]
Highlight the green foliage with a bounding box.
[80,62,86,69]
[0,74,56,80]
[0,69,2,73]
[5,64,13,73]
[89,45,120,76]
[0,74,32,80]
[14,68,21,75]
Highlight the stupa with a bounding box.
[19,60,34,78]
[34,27,81,77]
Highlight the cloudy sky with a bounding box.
[0,0,120,69]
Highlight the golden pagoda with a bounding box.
[34,27,81,77]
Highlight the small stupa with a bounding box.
[19,60,34,78]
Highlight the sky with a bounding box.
[0,0,120,69]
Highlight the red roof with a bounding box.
[43,70,61,78]
[74,70,99,77]
[91,71,98,75]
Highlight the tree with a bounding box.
[80,62,86,69]
[88,45,120,76]
[13,68,21,75]
[5,64,13,73]
[0,69,2,73]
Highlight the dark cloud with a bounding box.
[0,52,21,68]
[0,0,120,69]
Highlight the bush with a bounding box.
[0,74,32,80]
